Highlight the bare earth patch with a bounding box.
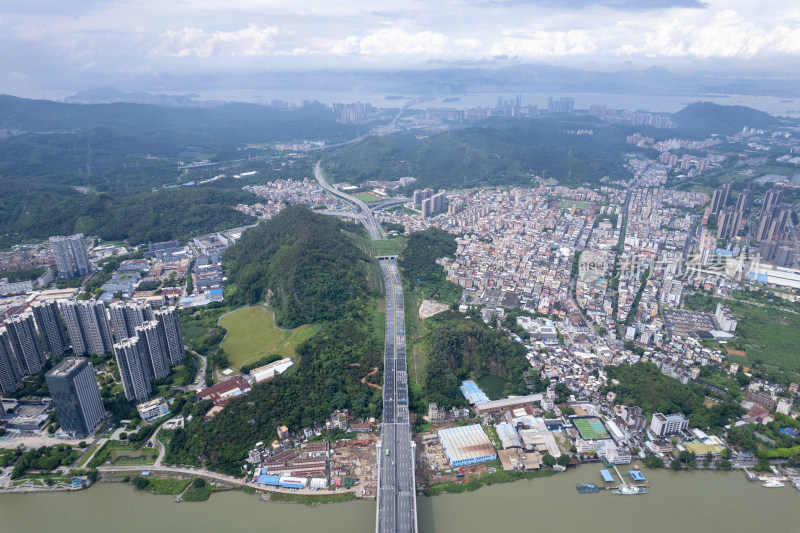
[419,299,449,319]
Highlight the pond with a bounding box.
[476,375,506,399]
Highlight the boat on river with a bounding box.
[762,480,785,488]
[612,484,648,495]
[576,483,600,494]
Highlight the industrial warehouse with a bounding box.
[437,424,497,467]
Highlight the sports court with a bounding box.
[574,417,610,440]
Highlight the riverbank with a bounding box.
[2,466,799,533]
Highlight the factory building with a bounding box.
[438,424,497,467]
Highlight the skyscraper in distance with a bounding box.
[109,302,153,342]
[5,314,46,375]
[153,306,184,365]
[31,300,68,358]
[45,358,105,439]
[60,300,114,356]
[113,336,152,402]
[136,320,171,380]
[49,234,91,279]
[0,328,23,395]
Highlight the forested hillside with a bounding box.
[0,96,353,247]
[223,205,376,328]
[165,206,383,474]
[398,227,461,304]
[165,311,383,474]
[321,117,632,188]
[606,362,743,430]
[418,311,535,410]
[671,102,780,137]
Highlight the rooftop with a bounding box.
[47,357,85,377]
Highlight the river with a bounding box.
[1,466,797,532]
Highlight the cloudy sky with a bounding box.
[2,0,799,95]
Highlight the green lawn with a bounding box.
[369,237,407,256]
[219,306,319,370]
[351,192,383,203]
[107,448,157,466]
[146,478,191,495]
[685,293,800,376]
[268,491,356,504]
[558,200,592,209]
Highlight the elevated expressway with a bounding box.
[314,160,416,532]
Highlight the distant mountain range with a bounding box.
[65,87,201,107]
[108,64,800,103]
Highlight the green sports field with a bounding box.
[351,192,383,203]
[218,306,319,370]
[574,418,610,440]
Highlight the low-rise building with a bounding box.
[196,376,252,406]
[136,397,170,421]
[650,412,688,437]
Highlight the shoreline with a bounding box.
[1,460,769,503]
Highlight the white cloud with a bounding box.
[611,9,800,58]
[491,30,597,57]
[152,24,281,57]
[328,27,452,56]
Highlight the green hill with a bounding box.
[0,95,356,248]
[321,118,631,189]
[164,206,383,474]
[672,102,780,137]
[223,205,375,328]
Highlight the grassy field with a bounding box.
[268,491,356,504]
[219,306,319,370]
[685,293,800,376]
[146,478,192,495]
[351,192,383,203]
[558,200,592,209]
[369,237,407,256]
[108,448,157,466]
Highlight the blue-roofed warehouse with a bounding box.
[460,380,489,404]
[438,424,497,467]
[495,422,523,449]
[629,470,646,483]
[600,470,614,483]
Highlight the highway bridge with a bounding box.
[376,258,417,533]
[313,161,385,240]
[314,160,416,532]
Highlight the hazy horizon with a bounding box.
[2,0,800,98]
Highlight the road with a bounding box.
[314,153,416,531]
[376,259,417,533]
[313,161,385,240]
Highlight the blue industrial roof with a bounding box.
[460,380,490,404]
[629,470,646,481]
[258,475,281,485]
[715,248,733,256]
[208,288,223,294]
[495,422,523,449]
[600,470,614,482]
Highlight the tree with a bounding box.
[556,454,572,467]
[120,432,128,440]
[679,450,695,463]
[542,454,556,466]
[78,441,87,448]
[132,476,150,490]
[670,459,682,471]
[192,477,206,488]
[645,456,664,469]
